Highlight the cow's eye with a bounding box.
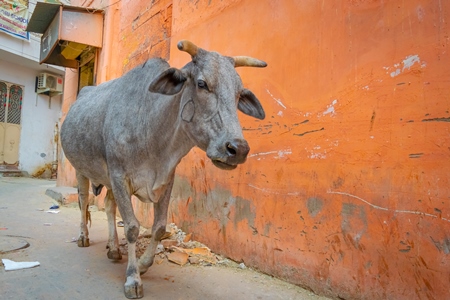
[197,80,209,91]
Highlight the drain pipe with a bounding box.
[52,122,59,179]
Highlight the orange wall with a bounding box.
[57,0,107,187]
[168,1,450,299]
[57,65,78,187]
[58,0,450,299]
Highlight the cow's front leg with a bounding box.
[77,172,90,247]
[138,177,174,274]
[111,177,143,299]
[105,189,122,260]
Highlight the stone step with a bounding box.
[0,165,26,177]
[45,186,79,205]
[45,186,95,205]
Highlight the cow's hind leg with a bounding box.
[111,177,143,299]
[138,176,174,274]
[77,172,90,247]
[105,189,122,260]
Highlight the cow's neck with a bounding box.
[132,94,194,202]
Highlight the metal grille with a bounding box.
[7,85,22,125]
[0,82,6,123]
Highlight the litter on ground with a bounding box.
[2,259,40,271]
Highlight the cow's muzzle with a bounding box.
[211,139,250,170]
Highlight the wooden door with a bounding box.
[0,81,22,165]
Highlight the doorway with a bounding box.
[0,81,23,165]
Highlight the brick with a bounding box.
[161,239,178,248]
[167,251,189,266]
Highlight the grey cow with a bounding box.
[60,40,266,299]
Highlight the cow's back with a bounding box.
[60,58,171,185]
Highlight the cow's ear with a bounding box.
[238,88,265,120]
[149,68,187,95]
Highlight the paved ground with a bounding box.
[0,177,329,300]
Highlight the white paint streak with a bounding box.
[402,55,421,71]
[327,191,450,223]
[322,99,338,116]
[248,184,300,196]
[390,69,401,77]
[248,150,278,157]
[266,89,286,109]
[248,149,292,159]
[277,149,292,157]
[388,54,425,77]
[306,146,327,159]
[309,153,326,159]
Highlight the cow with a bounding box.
[60,40,266,299]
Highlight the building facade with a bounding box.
[0,0,64,177]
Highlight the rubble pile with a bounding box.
[119,223,239,268]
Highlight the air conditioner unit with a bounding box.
[37,73,64,93]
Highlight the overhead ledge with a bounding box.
[27,2,104,68]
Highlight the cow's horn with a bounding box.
[233,56,267,68]
[177,40,198,57]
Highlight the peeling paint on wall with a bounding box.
[248,149,292,160]
[386,54,426,78]
[172,176,257,238]
[307,197,324,217]
[322,99,338,116]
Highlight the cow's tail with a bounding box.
[77,186,92,228]
[88,184,104,228]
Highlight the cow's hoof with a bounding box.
[77,236,89,247]
[107,249,122,261]
[124,282,143,299]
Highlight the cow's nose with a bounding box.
[226,139,250,162]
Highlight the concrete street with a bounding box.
[0,177,328,300]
